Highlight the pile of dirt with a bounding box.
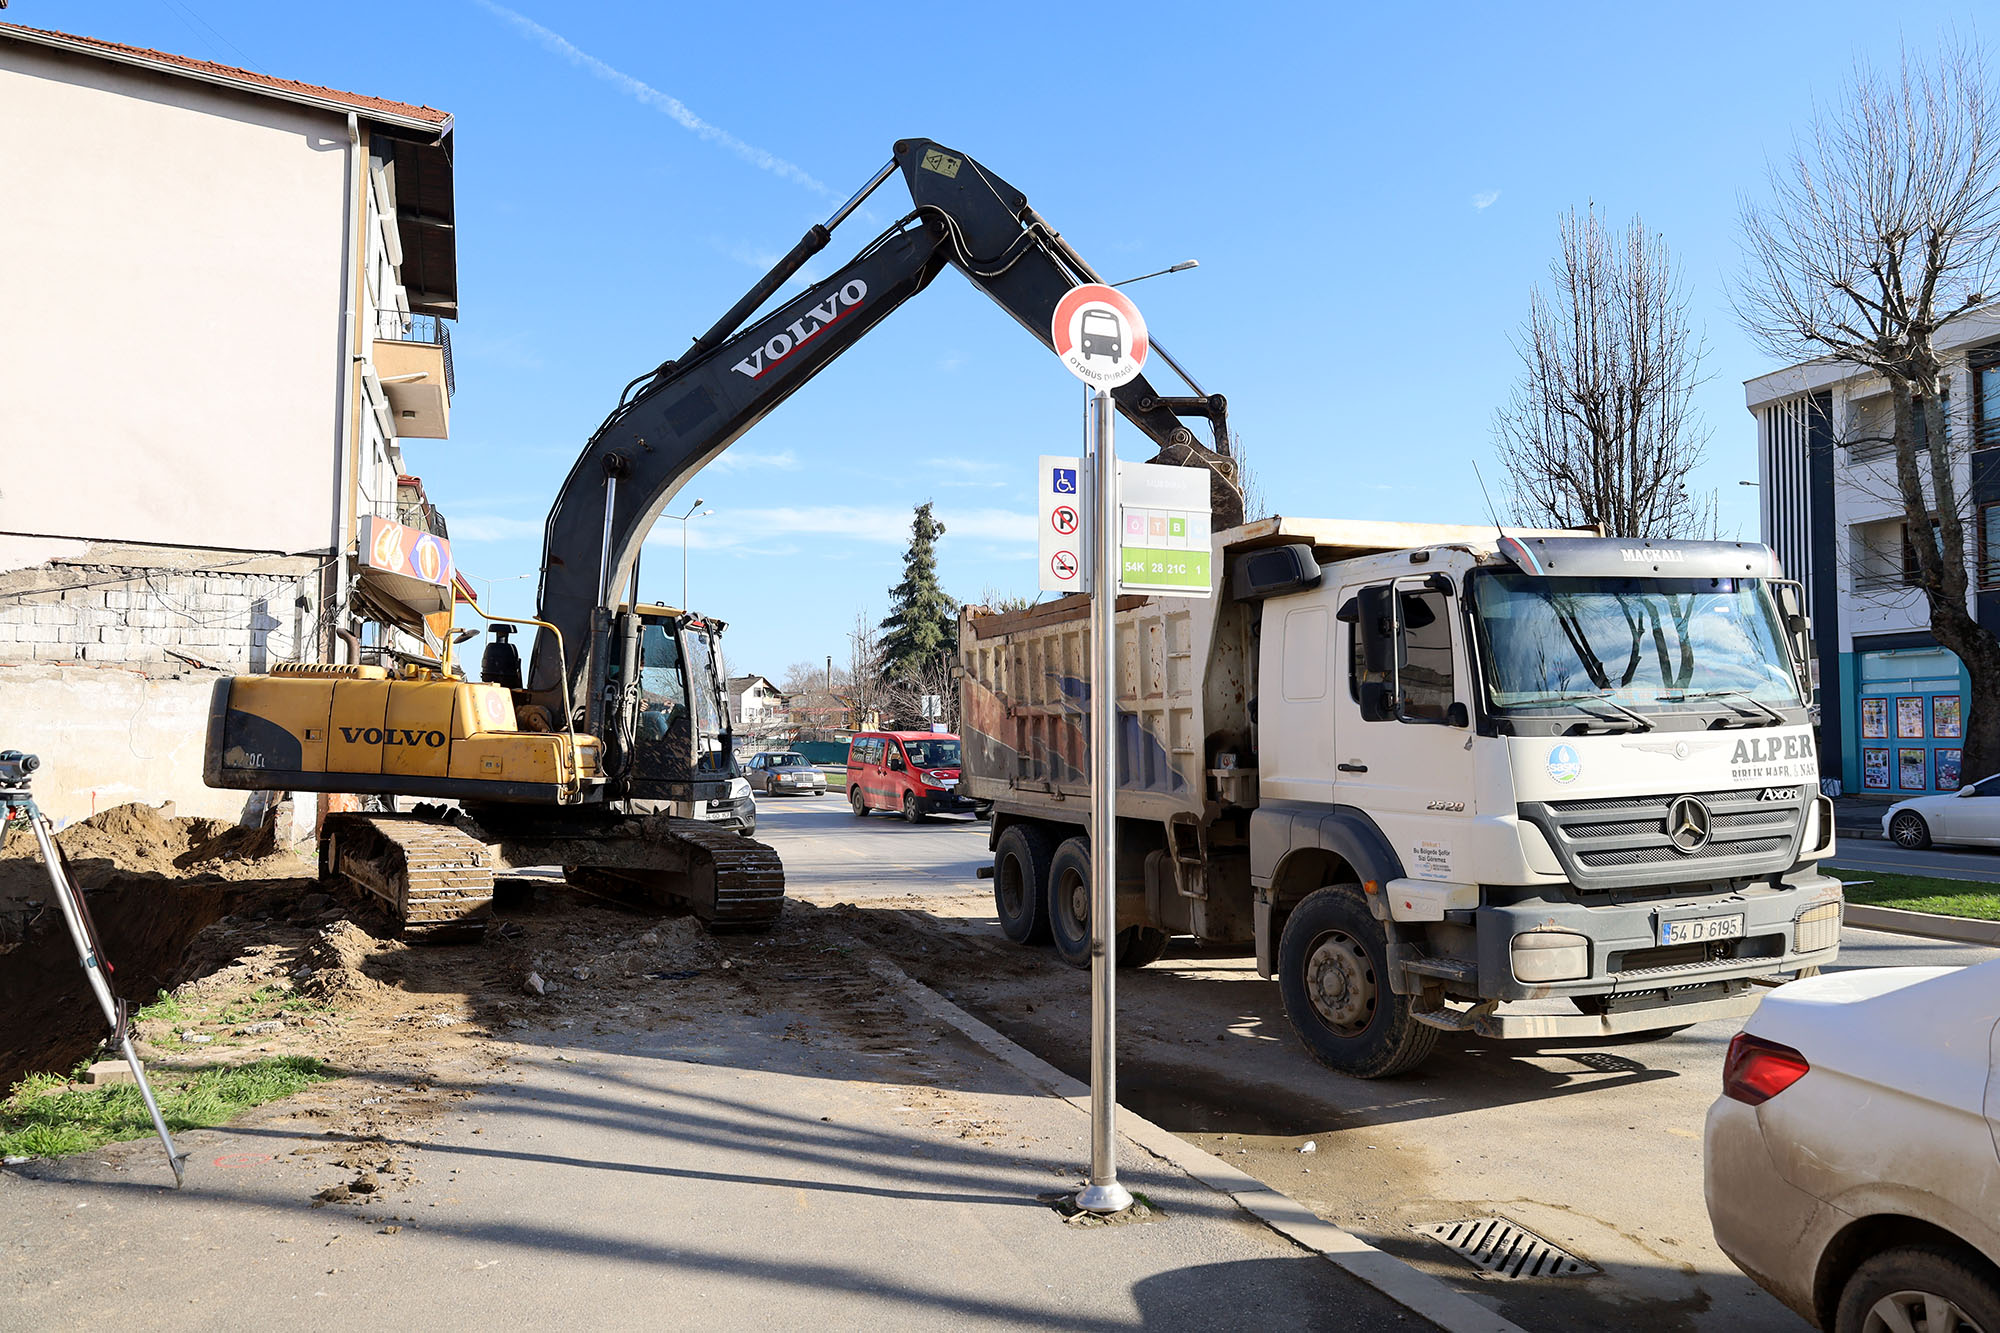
[298,920,392,1002]
[0,801,301,900]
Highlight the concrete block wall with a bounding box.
[0,663,244,826]
[0,560,322,670]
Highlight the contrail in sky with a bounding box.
[471,0,830,196]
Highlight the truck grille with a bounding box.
[1520,787,1806,892]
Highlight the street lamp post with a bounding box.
[666,498,715,609]
[470,572,533,619]
[1111,259,1198,288]
[1086,261,1201,434]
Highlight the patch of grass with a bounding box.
[134,990,186,1023]
[821,771,847,790]
[1831,869,2000,921]
[1,1056,332,1160]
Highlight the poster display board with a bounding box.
[1861,697,1887,739]
[1863,747,1891,790]
[1934,695,1963,739]
[1899,747,1928,789]
[1897,696,1926,739]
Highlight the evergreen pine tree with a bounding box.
[878,502,957,685]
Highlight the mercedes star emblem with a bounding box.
[1666,795,1713,854]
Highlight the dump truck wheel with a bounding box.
[1117,926,1170,969]
[1047,837,1094,969]
[1045,839,1169,970]
[993,824,1055,945]
[1278,884,1437,1078]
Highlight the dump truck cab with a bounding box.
[1249,532,1839,1064]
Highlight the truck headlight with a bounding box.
[1512,931,1590,983]
[1794,901,1841,954]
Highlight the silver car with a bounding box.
[1705,960,2000,1331]
[745,751,827,796]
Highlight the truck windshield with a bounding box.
[1470,571,1802,715]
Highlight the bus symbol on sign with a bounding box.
[1052,505,1078,535]
[1050,551,1078,581]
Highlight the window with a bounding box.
[1974,353,2000,451]
[1396,587,1456,722]
[1845,390,1946,462]
[1852,518,1938,592]
[1347,583,1457,723]
[902,739,961,767]
[1900,518,1945,588]
[1982,502,2000,590]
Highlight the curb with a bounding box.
[862,954,1526,1333]
[1845,903,2000,946]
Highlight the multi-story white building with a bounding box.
[1748,308,2000,796]
[0,22,463,822]
[725,675,786,736]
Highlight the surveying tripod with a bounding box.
[1,751,186,1185]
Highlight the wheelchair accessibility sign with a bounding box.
[1050,284,1148,389]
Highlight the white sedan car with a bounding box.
[1705,961,2000,1331]
[1884,774,2000,849]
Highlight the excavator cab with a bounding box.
[612,605,739,802]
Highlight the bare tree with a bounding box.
[1738,38,2000,781]
[973,585,1036,615]
[880,654,960,733]
[1495,207,1716,538]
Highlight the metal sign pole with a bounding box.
[1076,385,1132,1215]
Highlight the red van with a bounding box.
[847,731,981,822]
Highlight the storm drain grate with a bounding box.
[1413,1217,1597,1280]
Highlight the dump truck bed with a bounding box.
[958,516,1556,822]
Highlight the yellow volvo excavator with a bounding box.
[204,137,1240,939]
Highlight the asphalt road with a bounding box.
[1823,838,2000,883]
[753,796,1998,1333]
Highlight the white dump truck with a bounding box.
[959,518,1841,1077]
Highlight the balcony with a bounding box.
[372,312,453,439]
[395,475,448,540]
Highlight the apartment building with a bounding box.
[1748,308,2000,795]
[0,23,464,822]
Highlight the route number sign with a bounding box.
[1116,461,1210,597]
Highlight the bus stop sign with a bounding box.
[1051,284,1148,389]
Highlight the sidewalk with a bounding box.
[0,934,1469,1331]
[1830,794,1897,842]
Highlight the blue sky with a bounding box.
[41,0,1989,679]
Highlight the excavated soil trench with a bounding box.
[0,803,315,1088]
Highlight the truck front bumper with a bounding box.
[1470,869,1843,1005]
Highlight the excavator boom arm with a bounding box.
[528,137,1238,723]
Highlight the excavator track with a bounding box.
[655,818,785,931]
[319,813,494,943]
[557,818,784,933]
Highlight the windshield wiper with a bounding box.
[1504,691,1654,733]
[1662,688,1786,728]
